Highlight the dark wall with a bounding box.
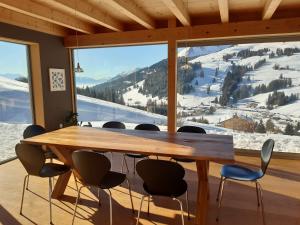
[0,22,73,131]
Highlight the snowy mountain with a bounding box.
[75,76,107,87]
[178,45,230,58]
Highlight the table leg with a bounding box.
[48,145,74,199]
[195,160,209,225]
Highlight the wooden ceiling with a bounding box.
[0,0,299,46]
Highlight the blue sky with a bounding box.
[74,44,167,79]
[0,41,167,80]
[0,41,29,77]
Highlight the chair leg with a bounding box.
[133,158,136,175]
[73,172,79,191]
[186,189,190,220]
[110,152,113,166]
[216,178,226,222]
[136,195,146,225]
[257,181,266,225]
[107,189,113,225]
[255,181,260,207]
[20,175,28,215]
[147,196,150,216]
[98,188,101,206]
[216,176,224,202]
[26,175,30,190]
[126,178,135,213]
[173,198,185,225]
[49,177,53,225]
[72,186,84,225]
[121,155,129,173]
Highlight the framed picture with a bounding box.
[49,68,66,91]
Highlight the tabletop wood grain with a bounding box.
[22,126,234,162]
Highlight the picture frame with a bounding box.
[49,68,66,92]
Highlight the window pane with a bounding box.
[0,41,32,162]
[74,44,168,130]
[177,42,300,153]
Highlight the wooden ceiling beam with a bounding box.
[0,7,68,36]
[262,0,283,20]
[218,0,229,23]
[103,0,155,29]
[64,17,300,48]
[160,0,191,26]
[0,0,96,34]
[49,0,123,32]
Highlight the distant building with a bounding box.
[220,114,256,132]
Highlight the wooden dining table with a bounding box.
[21,126,234,225]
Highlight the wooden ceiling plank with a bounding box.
[0,0,95,34]
[0,7,68,36]
[218,0,229,23]
[160,0,191,26]
[64,17,300,47]
[262,0,283,20]
[49,0,123,32]
[103,0,155,29]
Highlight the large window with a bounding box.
[74,44,168,130]
[0,41,33,162]
[177,42,300,153]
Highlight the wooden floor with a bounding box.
[0,154,299,225]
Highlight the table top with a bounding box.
[21,126,234,162]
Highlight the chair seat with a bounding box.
[221,164,263,181]
[100,171,126,189]
[143,180,187,198]
[172,157,194,163]
[126,153,148,158]
[40,163,70,177]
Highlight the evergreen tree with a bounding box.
[266,119,275,132]
[255,120,266,133]
[195,80,199,85]
[207,85,211,94]
[284,123,294,135]
[200,70,205,78]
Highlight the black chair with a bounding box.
[23,124,58,189]
[172,126,206,163]
[103,121,126,129]
[102,121,126,166]
[136,159,189,225]
[71,150,134,225]
[122,124,160,174]
[216,139,275,222]
[15,143,70,225]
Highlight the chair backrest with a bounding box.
[15,143,45,176]
[102,121,126,129]
[72,150,111,187]
[177,126,206,134]
[260,139,275,174]
[23,124,46,139]
[135,123,160,131]
[136,159,185,194]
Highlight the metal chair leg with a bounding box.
[173,198,185,225]
[26,175,30,190]
[107,189,113,225]
[49,177,53,225]
[216,176,223,202]
[216,178,226,222]
[133,158,136,175]
[110,152,113,168]
[147,196,150,216]
[20,175,28,215]
[126,178,135,213]
[255,181,260,207]
[136,195,146,225]
[257,182,266,225]
[121,155,129,173]
[72,186,84,225]
[186,190,190,220]
[73,172,79,191]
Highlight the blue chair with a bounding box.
[216,139,275,221]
